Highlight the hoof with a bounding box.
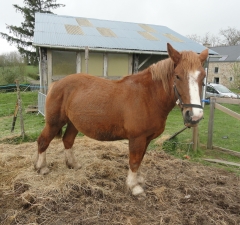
[137,176,145,185]
[38,167,50,175]
[66,162,81,170]
[74,163,82,170]
[132,185,145,196]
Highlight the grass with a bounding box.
[230,88,240,94]
[1,65,38,78]
[152,104,240,175]
[0,91,43,143]
[0,91,38,116]
[25,65,39,74]
[0,91,85,144]
[24,65,39,82]
[160,104,240,152]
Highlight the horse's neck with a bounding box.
[153,78,177,112]
[130,70,177,112]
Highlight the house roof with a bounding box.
[209,45,240,62]
[33,13,217,55]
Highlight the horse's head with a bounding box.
[167,43,208,127]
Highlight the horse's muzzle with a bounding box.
[183,109,203,127]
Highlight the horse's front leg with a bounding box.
[126,137,149,196]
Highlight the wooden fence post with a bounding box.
[103,52,108,77]
[76,51,81,73]
[85,46,89,73]
[192,126,199,151]
[133,54,139,73]
[15,80,25,139]
[207,97,215,149]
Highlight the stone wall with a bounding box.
[207,62,234,88]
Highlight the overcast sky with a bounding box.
[1,0,240,54]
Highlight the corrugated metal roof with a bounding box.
[33,13,217,54]
[209,45,240,62]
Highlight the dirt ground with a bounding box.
[0,136,240,225]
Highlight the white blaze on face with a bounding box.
[188,71,203,121]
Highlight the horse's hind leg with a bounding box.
[126,137,150,196]
[62,122,81,170]
[35,124,62,174]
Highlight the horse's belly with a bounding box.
[90,131,125,141]
[72,118,126,141]
[82,129,126,141]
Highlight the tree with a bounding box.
[186,34,202,44]
[187,27,240,47]
[201,32,222,47]
[186,32,222,47]
[219,27,240,46]
[0,0,65,65]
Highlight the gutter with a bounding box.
[33,43,220,56]
[32,43,170,55]
[208,55,222,58]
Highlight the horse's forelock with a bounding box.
[150,58,174,93]
[180,51,202,74]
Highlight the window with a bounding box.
[52,51,76,76]
[207,86,218,94]
[214,67,219,73]
[214,77,219,84]
[230,77,233,81]
[81,52,103,76]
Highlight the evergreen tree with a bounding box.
[0,0,65,65]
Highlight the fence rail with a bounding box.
[207,97,240,150]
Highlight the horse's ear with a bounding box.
[199,48,209,64]
[167,43,181,64]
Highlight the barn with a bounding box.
[33,12,217,95]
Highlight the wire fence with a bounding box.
[0,85,44,141]
[38,92,46,116]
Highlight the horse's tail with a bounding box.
[46,81,63,139]
[44,81,57,116]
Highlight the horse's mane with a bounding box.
[150,51,201,93]
[150,58,174,93]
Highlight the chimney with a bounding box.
[203,43,211,48]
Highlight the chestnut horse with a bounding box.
[35,43,208,196]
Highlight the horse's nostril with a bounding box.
[185,110,193,120]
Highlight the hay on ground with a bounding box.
[0,136,240,225]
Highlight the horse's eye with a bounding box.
[176,75,180,80]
